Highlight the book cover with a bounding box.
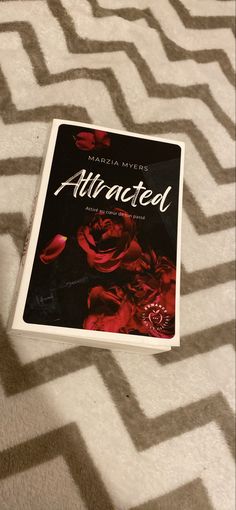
[9,120,184,351]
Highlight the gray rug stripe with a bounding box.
[0,18,234,139]
[0,60,234,185]
[0,2,234,508]
[0,423,115,510]
[95,358,235,454]
[0,326,234,456]
[1,0,235,85]
[130,478,214,510]
[0,68,91,124]
[49,0,236,183]
[0,157,41,176]
[183,184,235,233]
[0,15,234,146]
[0,213,27,254]
[157,320,235,365]
[87,0,235,85]
[0,17,234,183]
[181,261,235,294]
[169,0,235,33]
[1,316,234,396]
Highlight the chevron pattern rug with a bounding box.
[0,1,235,509]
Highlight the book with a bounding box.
[8,119,184,353]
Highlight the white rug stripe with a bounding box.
[181,134,235,216]
[181,212,235,271]
[0,458,86,510]
[181,281,235,335]
[114,344,235,417]
[0,119,49,159]
[62,0,235,119]
[0,2,234,123]
[92,0,235,65]
[0,34,123,129]
[0,234,20,327]
[0,33,233,168]
[0,175,38,218]
[0,367,234,509]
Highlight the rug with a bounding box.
[0,1,235,509]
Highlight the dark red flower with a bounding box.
[39,234,67,264]
[83,255,176,338]
[93,130,111,148]
[84,285,137,333]
[77,209,150,273]
[127,256,176,337]
[75,130,111,151]
[75,132,95,150]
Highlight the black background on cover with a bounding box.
[24,124,181,329]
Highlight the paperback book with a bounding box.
[9,120,184,353]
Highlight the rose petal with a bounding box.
[94,130,111,148]
[39,234,67,264]
[94,130,107,142]
[122,239,142,262]
[75,132,95,150]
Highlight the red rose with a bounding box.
[75,130,111,151]
[128,256,176,314]
[39,234,67,264]
[75,132,95,150]
[153,255,176,295]
[84,285,137,333]
[93,130,111,148]
[127,256,176,338]
[78,209,154,273]
[78,209,148,273]
[83,255,176,338]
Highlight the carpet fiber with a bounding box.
[0,1,235,509]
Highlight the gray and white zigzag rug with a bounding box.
[0,1,235,509]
